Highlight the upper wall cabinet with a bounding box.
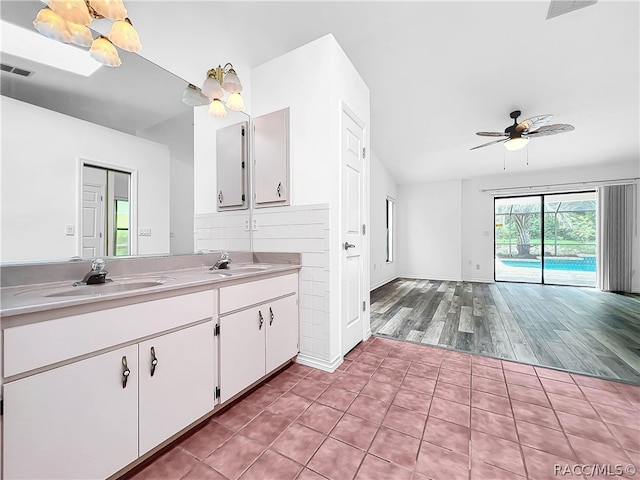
[217,121,248,211]
[253,108,290,208]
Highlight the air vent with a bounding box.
[546,0,597,19]
[0,63,34,78]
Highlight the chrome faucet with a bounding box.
[210,252,232,270]
[73,258,112,286]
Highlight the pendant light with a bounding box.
[108,18,141,52]
[89,35,121,67]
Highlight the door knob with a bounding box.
[344,242,355,250]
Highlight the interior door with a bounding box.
[341,110,365,354]
[82,183,105,257]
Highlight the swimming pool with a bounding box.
[501,257,596,272]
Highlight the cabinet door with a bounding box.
[266,294,299,373]
[219,306,266,403]
[254,108,289,206]
[3,345,138,480]
[138,321,216,455]
[216,121,248,210]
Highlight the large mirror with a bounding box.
[0,1,251,264]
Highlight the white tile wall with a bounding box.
[252,204,330,362]
[194,211,251,252]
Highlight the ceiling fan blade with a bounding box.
[476,131,509,137]
[524,123,575,137]
[516,114,553,133]
[470,138,508,150]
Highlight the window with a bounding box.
[386,197,395,262]
[114,199,130,256]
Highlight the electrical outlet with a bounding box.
[65,225,75,236]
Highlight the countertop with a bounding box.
[0,262,300,318]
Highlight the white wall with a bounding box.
[461,160,640,290]
[397,180,463,281]
[192,107,251,253]
[370,151,398,289]
[1,96,170,262]
[394,159,639,292]
[251,36,333,206]
[251,34,370,370]
[139,111,194,254]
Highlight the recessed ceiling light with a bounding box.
[0,20,101,76]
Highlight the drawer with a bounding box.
[219,273,298,314]
[4,290,215,378]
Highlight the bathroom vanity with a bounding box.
[0,252,300,480]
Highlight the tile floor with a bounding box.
[128,336,640,480]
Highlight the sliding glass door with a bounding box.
[495,192,596,287]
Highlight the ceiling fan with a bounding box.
[471,110,575,151]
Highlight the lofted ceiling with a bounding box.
[4,1,639,184]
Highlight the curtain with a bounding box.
[596,184,637,292]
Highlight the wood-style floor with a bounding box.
[370,279,640,384]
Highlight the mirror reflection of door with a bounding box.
[82,165,131,257]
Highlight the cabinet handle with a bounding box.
[218,191,224,204]
[150,346,158,377]
[277,182,282,198]
[269,307,274,326]
[258,310,264,330]
[121,356,131,389]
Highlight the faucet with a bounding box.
[210,252,232,270]
[73,258,112,286]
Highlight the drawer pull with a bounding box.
[150,346,158,377]
[277,182,282,198]
[269,307,274,326]
[122,356,131,389]
[218,191,224,204]
[258,310,264,330]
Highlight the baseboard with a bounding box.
[463,277,494,283]
[370,276,398,291]
[295,352,342,373]
[397,274,463,282]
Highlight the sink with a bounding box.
[228,264,271,273]
[208,272,232,278]
[45,280,167,297]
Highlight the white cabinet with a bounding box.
[219,274,299,403]
[139,321,215,455]
[216,121,248,210]
[3,291,217,480]
[3,345,139,480]
[265,295,299,372]
[253,108,290,207]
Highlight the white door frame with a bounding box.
[339,102,370,355]
[76,158,138,257]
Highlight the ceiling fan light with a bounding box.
[108,18,142,52]
[33,7,73,43]
[504,137,530,151]
[88,0,128,20]
[67,21,93,47]
[226,92,245,112]
[221,68,242,94]
[48,0,92,26]
[89,35,121,67]
[208,98,227,118]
